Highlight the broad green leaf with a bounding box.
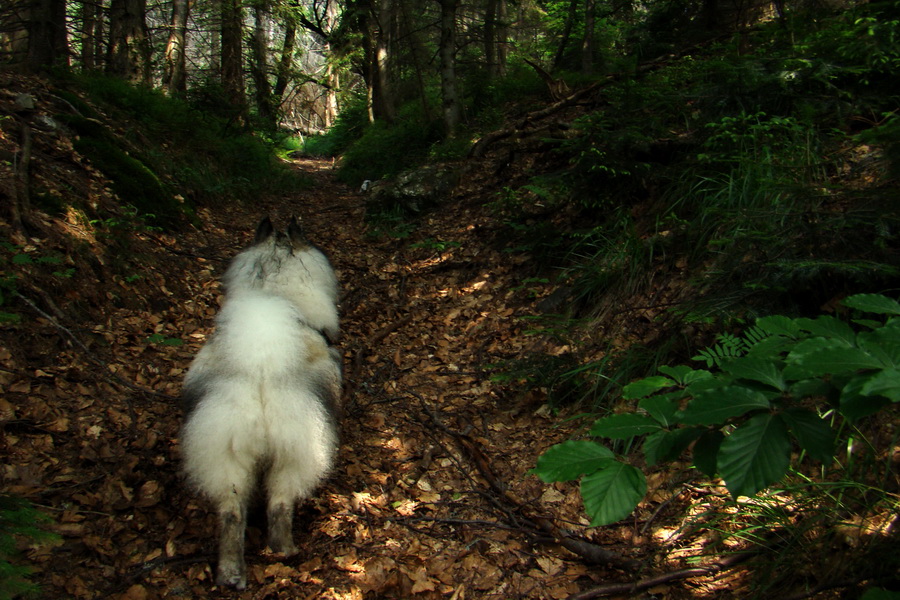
[840,373,893,421]
[781,408,835,463]
[796,316,857,346]
[718,413,792,498]
[693,429,724,477]
[622,375,675,399]
[788,377,836,399]
[581,462,647,526]
[638,394,681,426]
[858,327,900,367]
[590,413,661,439]
[721,357,786,391]
[532,441,616,482]
[644,427,704,466]
[787,344,886,378]
[658,365,712,385]
[680,386,771,426]
[859,368,900,402]
[756,315,801,337]
[842,294,900,316]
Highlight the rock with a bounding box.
[15,93,35,111]
[368,163,463,213]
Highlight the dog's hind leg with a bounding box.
[216,490,249,589]
[265,457,301,556]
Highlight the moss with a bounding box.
[73,137,182,225]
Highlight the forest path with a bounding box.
[165,157,629,599]
[8,157,719,600]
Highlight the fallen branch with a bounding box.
[410,391,641,572]
[565,548,759,599]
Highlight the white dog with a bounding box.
[181,216,341,589]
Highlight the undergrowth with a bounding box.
[54,73,308,227]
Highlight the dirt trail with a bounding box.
[5,158,716,599]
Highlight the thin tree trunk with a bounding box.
[220,0,246,120]
[438,0,460,137]
[372,0,395,122]
[273,20,296,100]
[552,0,578,72]
[495,0,507,77]
[581,0,595,74]
[250,3,274,123]
[323,55,338,128]
[484,0,497,78]
[80,0,99,71]
[107,0,151,83]
[164,0,192,94]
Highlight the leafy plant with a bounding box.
[533,293,900,525]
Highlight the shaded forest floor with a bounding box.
[1,152,787,600]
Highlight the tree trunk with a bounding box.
[25,0,68,72]
[273,20,296,100]
[164,0,192,94]
[484,0,497,78]
[220,0,246,120]
[581,0,595,74]
[372,0,395,122]
[250,3,274,123]
[107,0,151,84]
[323,56,338,128]
[495,0,508,77]
[438,0,460,137]
[80,0,100,71]
[552,0,578,72]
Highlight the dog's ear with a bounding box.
[253,217,275,244]
[287,216,307,246]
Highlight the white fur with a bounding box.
[181,292,338,504]
[222,238,339,341]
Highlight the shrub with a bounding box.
[533,293,900,524]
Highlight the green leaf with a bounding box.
[644,427,704,466]
[857,326,900,367]
[718,413,792,498]
[581,462,647,525]
[720,357,786,391]
[796,316,856,346]
[638,393,681,426]
[859,368,900,402]
[680,386,771,426]
[840,373,893,421]
[756,315,801,337]
[787,341,886,378]
[622,375,675,399]
[693,430,724,477]
[590,413,662,439]
[842,294,900,316]
[658,365,712,385]
[532,441,616,482]
[781,408,835,463]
